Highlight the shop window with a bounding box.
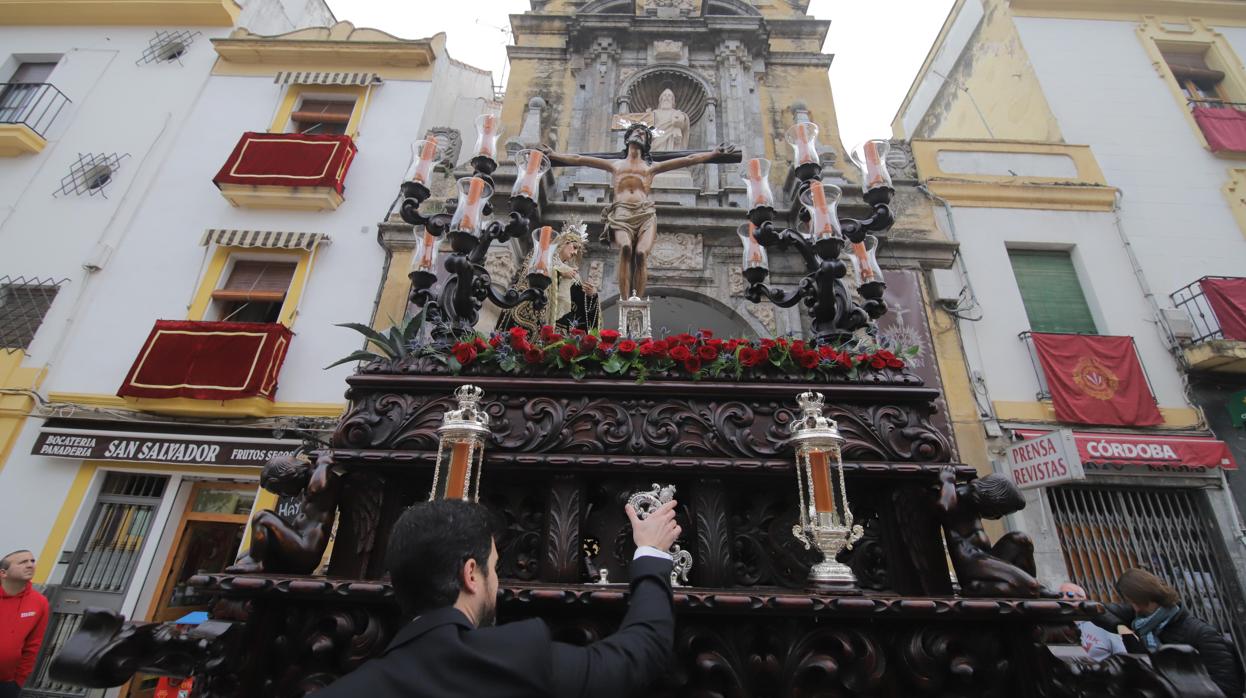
[1162,49,1230,106]
[210,259,297,324]
[289,97,355,135]
[1008,250,1098,335]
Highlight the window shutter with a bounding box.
[291,99,355,126]
[212,260,296,303]
[1008,250,1098,334]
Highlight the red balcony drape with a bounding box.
[118,321,293,401]
[1030,333,1163,427]
[1191,106,1246,153]
[212,132,357,193]
[1199,277,1246,341]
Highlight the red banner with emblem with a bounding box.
[1030,333,1163,427]
[1200,277,1246,341]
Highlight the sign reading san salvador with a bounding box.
[1006,429,1085,490]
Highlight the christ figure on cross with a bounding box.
[540,124,737,299]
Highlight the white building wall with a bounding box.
[44,75,436,403]
[946,206,1187,409]
[1014,16,1246,309]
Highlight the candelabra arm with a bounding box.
[487,277,549,311]
[839,202,894,244]
[757,221,820,272]
[745,278,810,309]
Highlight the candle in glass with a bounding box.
[807,448,834,513]
[473,113,501,160]
[742,158,775,209]
[784,122,820,167]
[411,230,439,273]
[444,440,472,500]
[849,235,884,286]
[450,177,493,235]
[735,222,768,272]
[529,225,556,275]
[404,139,442,189]
[850,139,892,191]
[512,149,550,200]
[800,182,843,241]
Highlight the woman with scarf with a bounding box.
[1094,568,1242,696]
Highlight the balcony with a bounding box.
[212,132,357,211]
[116,320,293,417]
[1171,276,1246,373]
[1190,101,1246,154]
[0,83,70,156]
[1018,331,1164,427]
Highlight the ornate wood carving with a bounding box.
[541,475,584,583]
[692,479,733,587]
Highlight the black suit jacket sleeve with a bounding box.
[549,555,675,698]
[1092,602,1135,632]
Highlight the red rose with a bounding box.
[818,345,836,359]
[878,350,895,361]
[791,340,806,353]
[513,338,532,353]
[777,338,789,348]
[452,342,477,365]
[676,333,696,345]
[683,357,702,373]
[580,335,599,352]
[669,345,692,361]
[758,346,771,361]
[725,339,742,352]
[524,348,545,364]
[887,358,904,369]
[474,337,488,351]
[489,335,503,349]
[638,341,655,357]
[856,354,870,364]
[599,329,621,343]
[760,338,776,350]
[559,344,580,361]
[838,354,853,369]
[509,326,528,340]
[540,325,557,341]
[652,339,669,352]
[706,338,723,349]
[799,352,820,369]
[698,329,714,339]
[697,344,718,361]
[617,339,638,354]
[571,328,586,337]
[739,347,763,367]
[870,357,886,370]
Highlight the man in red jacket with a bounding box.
[0,550,49,697]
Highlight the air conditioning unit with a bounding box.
[1162,308,1194,343]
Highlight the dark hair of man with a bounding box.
[386,499,494,618]
[966,474,1026,519]
[0,550,31,572]
[1116,568,1181,608]
[621,123,654,163]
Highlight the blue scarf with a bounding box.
[1132,605,1180,651]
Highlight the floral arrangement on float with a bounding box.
[427,326,915,383]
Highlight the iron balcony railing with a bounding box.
[1018,331,1157,404]
[1171,275,1241,345]
[0,82,70,139]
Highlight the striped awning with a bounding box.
[273,71,381,86]
[200,229,330,251]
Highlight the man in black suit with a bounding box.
[311,497,680,698]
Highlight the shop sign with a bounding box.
[1013,429,1237,477]
[32,430,298,467]
[1006,429,1085,490]
[1229,389,1246,428]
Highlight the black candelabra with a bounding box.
[400,124,554,338]
[738,131,896,345]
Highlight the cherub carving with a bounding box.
[936,466,1049,598]
[228,452,340,574]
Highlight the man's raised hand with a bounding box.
[626,500,681,551]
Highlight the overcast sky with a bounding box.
[324,0,954,148]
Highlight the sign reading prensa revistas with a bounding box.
[32,430,298,467]
[1006,429,1085,490]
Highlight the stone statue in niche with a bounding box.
[651,88,690,151]
[540,125,736,299]
[228,452,340,574]
[936,465,1051,598]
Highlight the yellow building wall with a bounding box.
[906,0,1062,142]
[0,352,44,476]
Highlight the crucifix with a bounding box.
[540,124,739,300]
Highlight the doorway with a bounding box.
[125,482,254,698]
